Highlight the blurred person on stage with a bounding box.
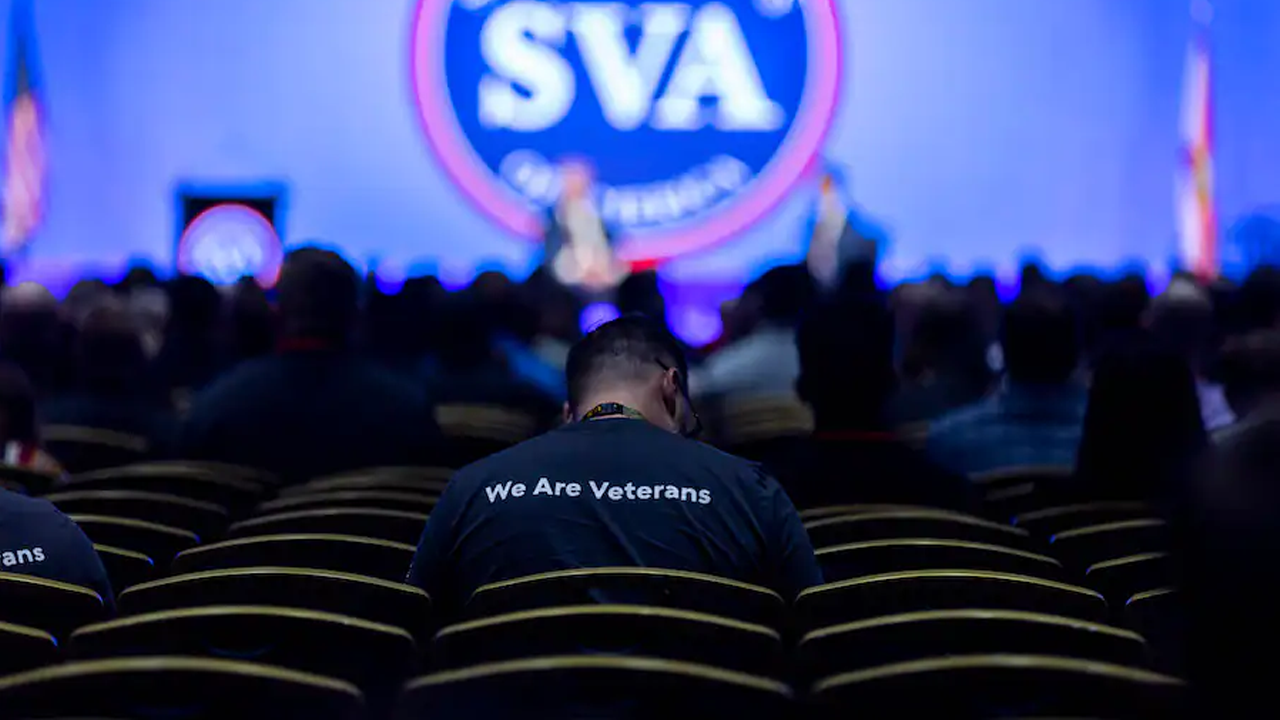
[544,161,627,294]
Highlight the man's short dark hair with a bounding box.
[565,314,687,411]
[277,247,359,342]
[795,301,896,423]
[1002,289,1079,384]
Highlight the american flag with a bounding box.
[2,0,44,256]
[1177,1,1216,280]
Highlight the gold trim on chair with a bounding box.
[796,569,1103,603]
[0,571,105,603]
[256,490,438,514]
[436,604,780,641]
[119,566,430,601]
[0,620,57,643]
[67,465,265,494]
[228,508,428,534]
[175,533,414,561]
[93,543,154,563]
[0,655,361,695]
[46,490,227,515]
[805,510,1031,537]
[41,426,150,453]
[1051,519,1166,541]
[404,654,792,696]
[1126,587,1176,606]
[1014,501,1149,526]
[1086,552,1169,575]
[472,566,782,602]
[815,538,1061,567]
[799,609,1143,646]
[72,605,414,643]
[811,653,1183,694]
[800,504,942,521]
[68,515,200,543]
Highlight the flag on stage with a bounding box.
[2,0,45,256]
[1177,1,1216,280]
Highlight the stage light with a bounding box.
[580,301,620,333]
[175,185,285,286]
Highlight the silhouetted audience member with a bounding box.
[692,264,815,398]
[1215,329,1280,425]
[0,282,73,396]
[888,292,993,427]
[227,277,275,364]
[1071,336,1206,503]
[928,289,1086,475]
[180,247,440,484]
[409,315,821,612]
[155,275,226,392]
[43,303,176,458]
[0,369,112,607]
[1148,278,1233,430]
[777,302,975,511]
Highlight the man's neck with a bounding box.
[575,392,670,431]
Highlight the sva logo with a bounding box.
[411,0,842,260]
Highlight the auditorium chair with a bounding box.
[1012,501,1151,538]
[0,465,59,495]
[45,489,229,537]
[0,656,363,720]
[465,567,785,628]
[971,465,1073,519]
[171,534,415,582]
[433,604,784,676]
[808,654,1183,718]
[71,606,417,710]
[804,509,1037,551]
[68,514,199,566]
[0,573,109,639]
[1085,553,1173,608]
[815,538,1065,582]
[93,543,156,592]
[435,403,539,466]
[796,609,1148,680]
[798,504,941,521]
[255,489,438,516]
[1125,588,1183,676]
[62,463,267,510]
[0,621,59,675]
[280,466,451,498]
[794,570,1108,631]
[396,655,792,718]
[227,508,428,544]
[117,567,433,641]
[1048,519,1168,570]
[41,425,151,474]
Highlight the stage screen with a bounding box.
[8,0,1280,312]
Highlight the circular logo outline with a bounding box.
[410,0,843,261]
[177,203,283,287]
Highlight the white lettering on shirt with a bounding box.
[486,478,711,505]
[1,546,46,567]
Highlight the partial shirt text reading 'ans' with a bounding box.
[485,477,711,505]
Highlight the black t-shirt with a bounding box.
[0,490,114,610]
[408,418,822,611]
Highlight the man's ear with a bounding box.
[562,402,573,424]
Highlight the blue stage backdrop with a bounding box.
[4,0,1280,337]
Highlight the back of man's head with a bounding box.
[1150,279,1214,371]
[78,302,148,392]
[796,301,896,429]
[755,264,816,326]
[565,314,687,414]
[1002,289,1079,385]
[277,247,358,344]
[166,275,222,335]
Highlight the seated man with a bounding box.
[180,247,440,484]
[408,315,822,613]
[775,301,976,511]
[928,289,1087,475]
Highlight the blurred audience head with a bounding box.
[1075,336,1206,500]
[118,264,160,294]
[1002,289,1079,385]
[166,274,222,336]
[755,264,817,327]
[565,314,693,435]
[616,271,666,322]
[77,301,150,395]
[1217,329,1280,418]
[436,296,496,371]
[277,247,359,345]
[0,361,38,445]
[1237,264,1280,331]
[1148,277,1215,375]
[796,302,896,430]
[228,277,275,360]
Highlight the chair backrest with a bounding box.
[815,538,1064,582]
[972,466,1073,518]
[799,504,944,521]
[68,514,200,565]
[797,609,1147,679]
[227,508,428,545]
[0,620,59,675]
[280,467,451,498]
[809,654,1182,717]
[117,567,433,641]
[804,510,1035,550]
[171,533,414,581]
[397,655,792,718]
[41,426,151,474]
[1048,519,1168,569]
[255,490,438,516]
[93,543,156,593]
[45,490,229,537]
[71,605,417,694]
[1012,501,1151,538]
[1084,552,1172,606]
[794,569,1108,630]
[0,572,107,638]
[434,604,783,676]
[466,567,784,628]
[0,656,364,720]
[63,463,266,509]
